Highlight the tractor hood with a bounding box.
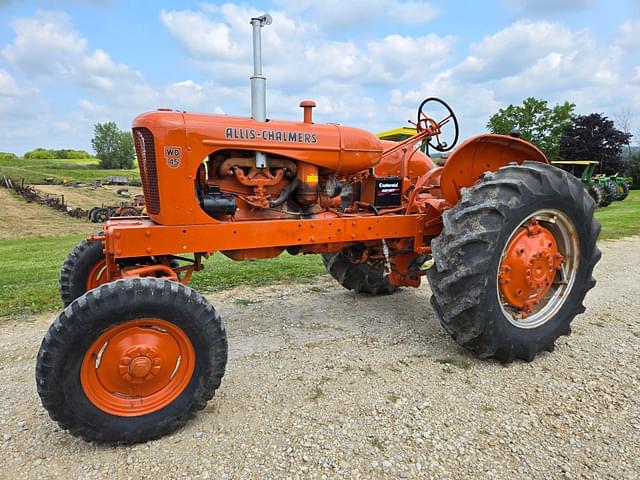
[133,110,384,174]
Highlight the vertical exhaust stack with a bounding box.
[250,14,272,169]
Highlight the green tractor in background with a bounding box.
[608,173,631,201]
[593,173,621,205]
[552,160,631,207]
[551,161,610,207]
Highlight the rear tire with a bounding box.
[92,207,110,223]
[617,182,629,200]
[322,252,396,295]
[37,278,228,443]
[427,162,600,362]
[587,184,603,207]
[604,181,618,203]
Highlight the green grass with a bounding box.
[0,190,638,320]
[0,157,139,183]
[0,234,324,319]
[595,190,640,240]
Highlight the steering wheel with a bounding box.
[416,97,459,152]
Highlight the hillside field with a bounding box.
[0,156,139,184]
[0,186,638,319]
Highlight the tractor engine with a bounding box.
[132,109,434,226]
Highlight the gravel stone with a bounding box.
[0,237,638,479]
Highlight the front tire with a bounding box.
[36,278,228,443]
[427,162,600,362]
[60,236,180,306]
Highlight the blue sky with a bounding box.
[0,0,639,154]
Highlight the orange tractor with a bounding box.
[36,15,600,443]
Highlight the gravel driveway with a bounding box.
[1,237,639,479]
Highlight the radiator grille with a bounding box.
[133,127,161,214]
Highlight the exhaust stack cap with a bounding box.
[300,100,316,124]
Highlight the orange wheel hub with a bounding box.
[86,259,109,290]
[80,318,195,416]
[499,220,564,316]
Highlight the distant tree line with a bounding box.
[0,152,17,160]
[23,148,93,160]
[487,97,635,185]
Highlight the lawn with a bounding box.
[0,235,325,319]
[594,190,640,240]
[0,157,139,184]
[0,190,638,320]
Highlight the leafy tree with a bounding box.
[487,97,575,160]
[91,122,135,169]
[0,152,17,160]
[626,153,640,189]
[23,148,92,159]
[559,113,632,175]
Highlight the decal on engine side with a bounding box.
[225,127,317,144]
[164,146,182,168]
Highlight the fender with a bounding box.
[440,134,547,204]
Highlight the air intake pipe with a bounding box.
[250,14,272,168]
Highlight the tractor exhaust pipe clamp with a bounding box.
[249,14,272,169]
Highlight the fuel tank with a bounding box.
[134,110,384,174]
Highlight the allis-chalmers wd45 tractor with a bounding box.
[37,16,601,443]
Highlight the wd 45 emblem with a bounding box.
[164,146,182,168]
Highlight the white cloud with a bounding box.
[388,1,440,24]
[618,18,640,49]
[0,69,27,97]
[2,12,87,78]
[273,0,440,29]
[159,5,453,91]
[452,21,577,82]
[503,0,595,16]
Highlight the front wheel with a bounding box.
[428,162,601,362]
[36,278,228,443]
[60,236,180,306]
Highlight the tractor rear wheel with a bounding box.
[427,161,600,362]
[92,207,110,223]
[322,251,396,295]
[604,181,619,203]
[36,278,227,443]
[60,236,180,306]
[587,184,603,207]
[617,182,629,200]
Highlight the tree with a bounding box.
[627,153,640,189]
[559,113,632,175]
[91,122,135,169]
[23,148,92,159]
[614,108,633,160]
[487,97,575,160]
[0,152,17,160]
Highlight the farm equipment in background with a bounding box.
[88,194,146,222]
[610,174,631,201]
[36,15,601,444]
[551,161,608,207]
[593,173,622,205]
[551,160,630,207]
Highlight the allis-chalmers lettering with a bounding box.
[225,127,317,144]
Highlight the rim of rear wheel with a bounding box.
[80,318,195,416]
[497,209,579,329]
